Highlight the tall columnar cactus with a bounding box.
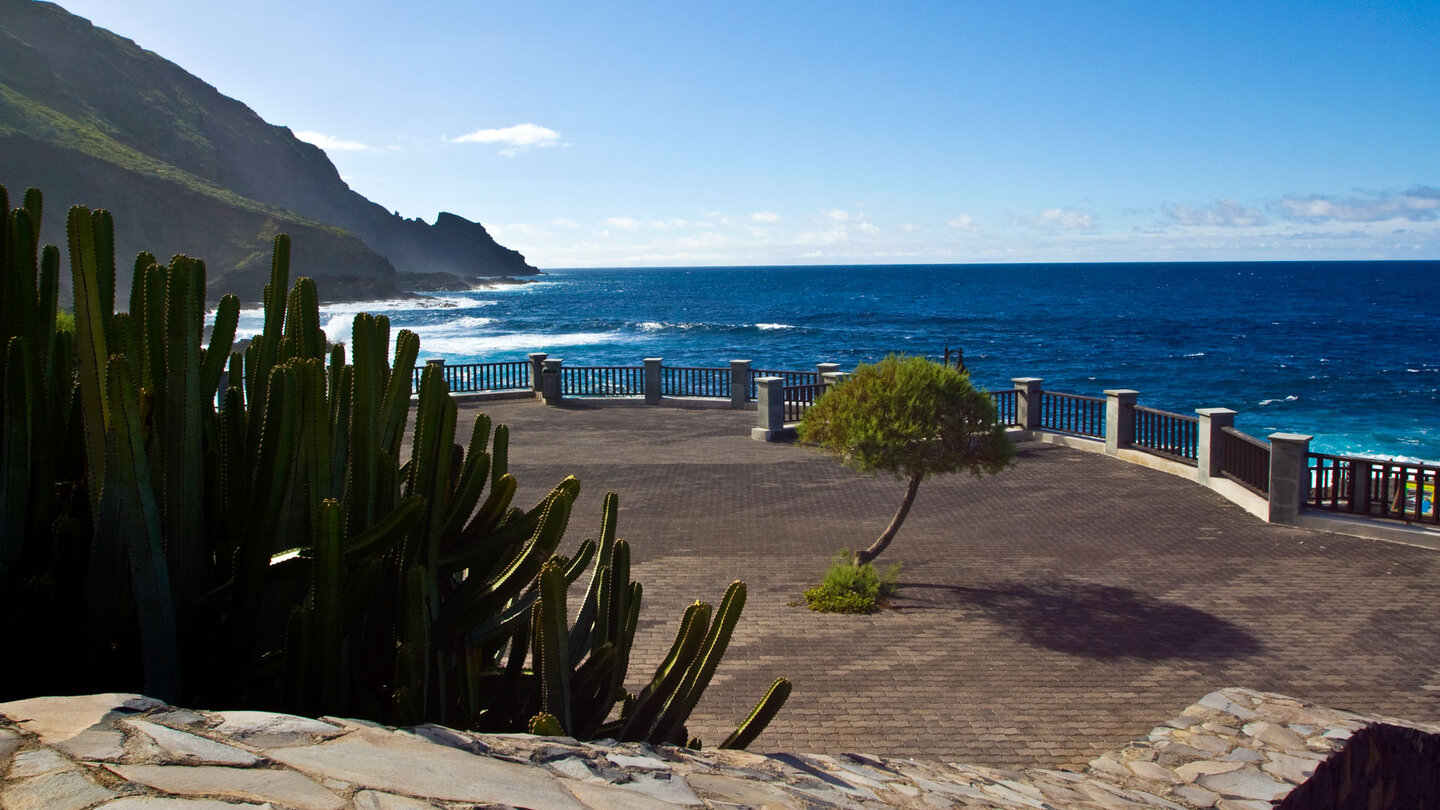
[0,184,789,749]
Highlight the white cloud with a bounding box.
[295,130,372,152]
[749,211,782,223]
[450,123,561,156]
[898,223,923,232]
[550,217,582,229]
[604,216,641,231]
[823,209,852,222]
[946,214,978,231]
[1014,208,1097,230]
[854,221,881,234]
[1277,187,1440,223]
[1163,198,1269,227]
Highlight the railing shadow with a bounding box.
[895,580,1261,661]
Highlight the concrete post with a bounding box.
[751,377,785,441]
[729,360,752,409]
[644,358,663,405]
[528,353,547,393]
[1195,407,1237,484]
[1104,389,1139,455]
[540,358,563,405]
[424,358,446,393]
[1267,432,1313,523]
[1012,377,1043,430]
[1350,459,1373,514]
[816,363,840,380]
[821,371,848,393]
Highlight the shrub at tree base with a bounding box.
[803,550,901,614]
[798,354,1013,566]
[0,184,788,750]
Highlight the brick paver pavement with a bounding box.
[452,398,1440,769]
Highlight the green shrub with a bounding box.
[802,549,901,614]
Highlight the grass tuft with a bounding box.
[802,549,901,614]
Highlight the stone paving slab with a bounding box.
[455,398,1440,769]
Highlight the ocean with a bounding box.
[232,261,1440,463]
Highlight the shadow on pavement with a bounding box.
[896,580,1262,661]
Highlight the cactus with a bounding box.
[0,184,788,750]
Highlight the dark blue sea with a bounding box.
[234,261,1440,463]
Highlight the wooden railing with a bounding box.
[1307,453,1438,525]
[663,366,730,398]
[1132,406,1199,464]
[783,383,824,423]
[1220,427,1270,495]
[560,365,644,397]
[1039,391,1105,437]
[989,389,1019,427]
[414,361,530,393]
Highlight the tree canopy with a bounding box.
[798,355,1013,564]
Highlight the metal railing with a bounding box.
[414,361,530,393]
[1220,426,1270,495]
[663,366,731,398]
[1132,406,1199,463]
[1307,453,1438,525]
[989,389,1019,427]
[560,365,645,397]
[1039,391,1105,438]
[783,383,824,423]
[751,368,820,399]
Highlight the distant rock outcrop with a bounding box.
[0,0,537,303]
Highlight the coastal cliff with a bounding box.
[0,0,537,303]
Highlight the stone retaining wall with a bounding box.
[3,687,1437,809]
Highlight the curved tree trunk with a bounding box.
[854,472,923,566]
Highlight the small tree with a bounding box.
[798,355,1014,566]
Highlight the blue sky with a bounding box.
[52,0,1440,267]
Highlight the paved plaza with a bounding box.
[455,398,1440,769]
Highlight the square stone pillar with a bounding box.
[751,377,785,441]
[1012,377,1043,429]
[528,352,547,393]
[424,358,447,393]
[1104,389,1138,455]
[1267,432,1312,523]
[1195,407,1237,484]
[540,358,563,405]
[644,358,663,404]
[729,360,752,409]
[821,371,848,393]
[1350,459,1373,514]
[816,362,840,380]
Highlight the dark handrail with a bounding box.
[663,366,730,398]
[1307,452,1438,525]
[782,382,824,423]
[989,389,1019,427]
[413,361,530,393]
[560,365,645,397]
[1039,391,1105,438]
[1132,405,1199,464]
[1220,426,1270,495]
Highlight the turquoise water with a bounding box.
[233,261,1440,463]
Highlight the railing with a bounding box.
[783,383,824,423]
[1307,453,1438,525]
[560,365,645,397]
[663,366,731,398]
[752,368,819,399]
[1220,426,1270,495]
[989,389,1019,427]
[1039,391,1105,438]
[1132,406,1199,463]
[414,361,530,393]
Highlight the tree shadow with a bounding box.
[896,580,1262,661]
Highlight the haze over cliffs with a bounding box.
[0,0,537,303]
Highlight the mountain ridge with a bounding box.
[0,0,537,303]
